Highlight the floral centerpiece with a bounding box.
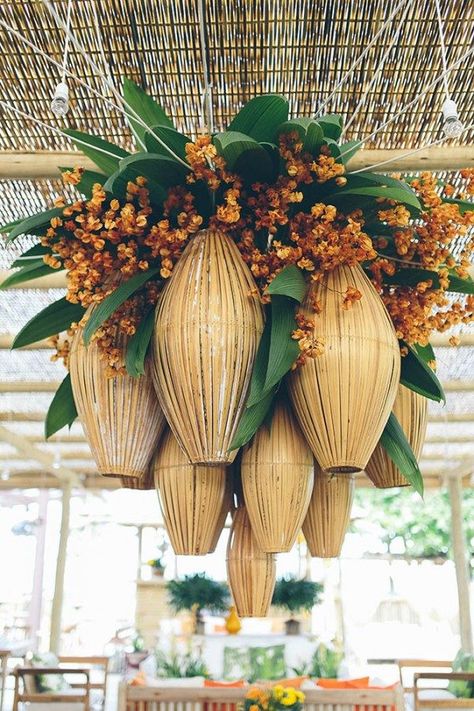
[147,557,165,577]
[244,686,305,710]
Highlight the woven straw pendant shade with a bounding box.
[152,229,264,465]
[69,318,165,479]
[226,505,276,617]
[365,384,428,488]
[208,472,234,553]
[302,465,355,558]
[153,429,227,555]
[241,401,314,553]
[122,468,155,490]
[288,263,400,472]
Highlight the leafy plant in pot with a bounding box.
[167,573,230,634]
[271,576,323,635]
[148,557,165,577]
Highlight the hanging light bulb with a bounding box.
[442,99,464,139]
[51,81,69,118]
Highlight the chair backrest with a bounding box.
[118,683,405,711]
[397,659,452,693]
[12,667,90,710]
[59,655,110,704]
[414,672,474,711]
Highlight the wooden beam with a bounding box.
[432,334,474,348]
[1,146,473,180]
[0,381,59,393]
[0,335,52,350]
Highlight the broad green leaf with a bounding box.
[447,271,474,294]
[323,138,342,161]
[104,153,189,196]
[442,197,473,214]
[263,295,300,393]
[0,217,22,233]
[123,77,173,148]
[5,207,65,243]
[228,95,289,142]
[83,268,160,344]
[144,125,191,161]
[125,308,155,377]
[382,266,474,295]
[229,386,278,450]
[11,243,49,267]
[246,309,272,408]
[0,261,61,289]
[214,131,273,182]
[63,129,129,176]
[400,342,445,403]
[278,118,313,141]
[45,374,77,439]
[278,119,324,155]
[260,142,281,178]
[13,298,85,349]
[339,139,361,165]
[380,412,424,496]
[331,185,422,213]
[318,114,343,141]
[267,264,307,301]
[60,167,106,196]
[413,342,436,366]
[344,172,415,194]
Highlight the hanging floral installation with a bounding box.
[2,82,473,613]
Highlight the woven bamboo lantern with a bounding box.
[208,471,234,553]
[152,229,264,466]
[241,401,314,553]
[69,319,165,479]
[365,384,428,488]
[121,468,155,490]
[154,429,227,555]
[226,505,276,617]
[303,465,355,558]
[288,263,400,472]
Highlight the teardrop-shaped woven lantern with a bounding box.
[303,465,355,558]
[365,384,428,488]
[121,468,155,490]
[152,229,264,465]
[241,402,314,553]
[288,263,400,472]
[69,317,165,479]
[154,429,227,555]
[226,506,276,617]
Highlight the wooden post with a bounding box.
[447,474,473,654]
[49,482,72,654]
[28,489,49,650]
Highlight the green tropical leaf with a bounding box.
[104,153,189,202]
[263,295,300,393]
[123,77,173,148]
[413,342,436,366]
[63,129,129,176]
[0,217,22,233]
[0,261,61,289]
[83,268,160,344]
[380,412,424,496]
[246,309,272,407]
[318,114,343,141]
[125,308,155,377]
[267,264,307,301]
[11,243,49,267]
[229,386,278,450]
[45,374,77,439]
[382,266,474,294]
[13,298,85,349]
[4,207,65,243]
[228,95,289,142]
[330,185,422,213]
[278,119,324,155]
[447,271,474,294]
[400,342,445,402]
[214,131,273,182]
[442,197,473,214]
[144,125,191,161]
[339,139,361,165]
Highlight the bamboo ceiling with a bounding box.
[0,0,473,490]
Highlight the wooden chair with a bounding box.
[59,656,110,708]
[398,660,453,694]
[12,667,90,711]
[414,673,474,711]
[117,682,405,711]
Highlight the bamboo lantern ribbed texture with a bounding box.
[152,229,264,465]
[241,401,314,553]
[226,506,276,617]
[288,263,400,472]
[303,466,355,558]
[208,472,234,553]
[122,467,155,490]
[154,429,227,555]
[69,319,165,479]
[365,384,428,488]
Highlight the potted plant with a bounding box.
[167,573,230,634]
[309,642,344,678]
[155,650,210,678]
[272,576,323,635]
[148,557,165,578]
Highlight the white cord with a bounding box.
[349,122,474,173]
[316,0,412,117]
[41,0,189,166]
[341,0,415,138]
[338,45,474,160]
[434,0,451,100]
[61,0,73,83]
[197,0,214,133]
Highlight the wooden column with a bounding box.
[28,489,49,649]
[49,482,72,654]
[447,474,473,654]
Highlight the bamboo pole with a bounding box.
[49,481,72,654]
[447,474,474,654]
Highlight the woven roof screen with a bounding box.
[0,0,472,152]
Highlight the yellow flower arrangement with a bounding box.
[243,685,304,711]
